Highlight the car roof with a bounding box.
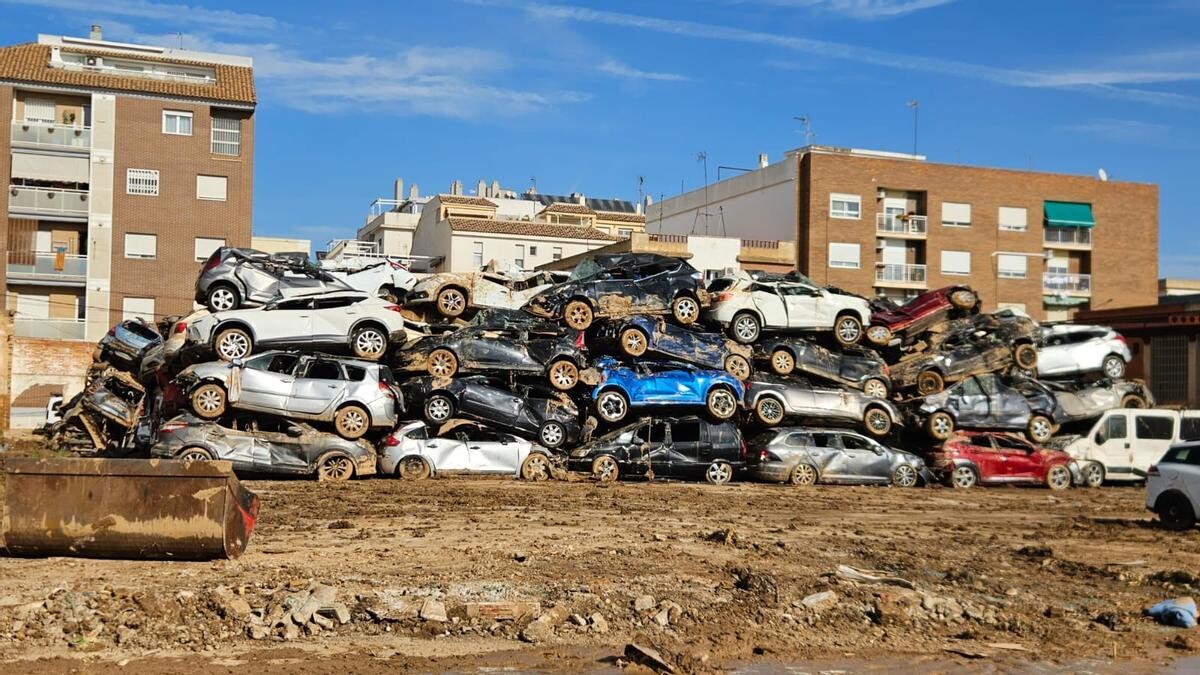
[276,287,370,300]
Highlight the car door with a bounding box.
[467,429,522,473]
[748,282,788,328]
[1037,331,1082,376]
[237,353,301,410]
[309,295,361,348]
[426,430,471,472]
[666,418,705,478]
[992,434,1041,480]
[839,433,892,483]
[782,378,822,414]
[793,341,841,382]
[235,260,282,305]
[255,427,313,474]
[255,297,314,346]
[960,434,1001,481]
[810,432,850,481]
[645,365,691,402]
[982,375,1035,430]
[287,358,347,416]
[459,381,523,424]
[457,328,533,370]
[212,424,258,470]
[780,283,822,328]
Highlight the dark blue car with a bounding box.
[593,315,752,380]
[591,356,745,424]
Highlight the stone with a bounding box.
[115,625,136,645]
[209,586,252,621]
[569,614,588,627]
[312,613,335,630]
[282,623,300,641]
[633,595,656,612]
[464,601,540,622]
[247,624,269,641]
[520,607,568,644]
[319,603,352,625]
[624,643,676,673]
[420,599,448,623]
[801,591,838,611]
[589,613,609,634]
[1168,634,1200,652]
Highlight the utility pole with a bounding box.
[907,100,919,156]
[695,151,710,235]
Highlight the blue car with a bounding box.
[591,356,745,424]
[594,315,753,380]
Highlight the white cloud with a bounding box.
[597,59,690,81]
[0,0,277,34]
[734,0,956,19]
[1062,118,1169,142]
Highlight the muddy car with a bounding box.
[889,312,1039,395]
[1037,323,1132,380]
[378,420,555,481]
[591,356,744,424]
[917,373,1062,443]
[523,253,708,331]
[566,416,745,485]
[866,285,979,345]
[593,315,752,380]
[401,375,583,449]
[705,270,872,346]
[927,432,1080,490]
[323,259,418,304]
[37,364,147,453]
[1026,378,1153,424]
[151,413,376,481]
[743,375,902,438]
[747,427,931,487]
[97,319,164,381]
[406,267,568,319]
[754,337,888,397]
[196,247,355,312]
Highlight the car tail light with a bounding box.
[1148,464,1160,477]
[383,434,401,447]
[174,321,188,335]
[758,449,768,462]
[882,363,890,376]
[379,381,396,397]
[740,439,748,460]
[1115,333,1128,346]
[574,331,586,349]
[160,420,188,434]
[714,292,734,303]
[202,251,222,272]
[385,304,404,313]
[106,328,115,338]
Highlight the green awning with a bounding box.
[1043,294,1090,307]
[1044,201,1095,228]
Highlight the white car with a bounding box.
[1050,408,1200,486]
[323,260,418,303]
[1146,441,1200,530]
[184,290,410,362]
[378,420,555,480]
[1037,324,1131,379]
[705,271,872,346]
[407,268,568,319]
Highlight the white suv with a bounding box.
[705,271,871,346]
[1037,324,1131,379]
[1146,442,1200,530]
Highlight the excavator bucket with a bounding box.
[2,457,260,560]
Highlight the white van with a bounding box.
[1053,409,1200,486]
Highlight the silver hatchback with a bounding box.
[176,351,399,440]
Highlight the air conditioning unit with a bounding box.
[876,189,887,200]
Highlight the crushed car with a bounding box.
[405,265,568,319]
[37,364,147,453]
[866,285,979,345]
[196,247,355,312]
[591,356,744,424]
[566,416,745,484]
[747,427,931,487]
[754,336,889,397]
[1025,377,1153,424]
[322,258,418,304]
[593,315,752,380]
[916,373,1062,443]
[743,374,902,438]
[705,270,872,346]
[1037,323,1131,380]
[96,318,164,382]
[888,311,1039,395]
[378,420,557,481]
[925,432,1080,490]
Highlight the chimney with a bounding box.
[90,24,103,41]
[758,153,768,169]
[409,183,419,201]
[491,180,501,198]
[636,201,643,215]
[393,179,404,202]
[476,180,486,197]
[451,180,462,196]
[571,192,585,205]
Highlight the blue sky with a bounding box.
[2,0,1198,274]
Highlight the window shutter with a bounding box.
[23,98,56,123]
[194,237,226,261]
[998,206,1027,230]
[196,175,228,201]
[828,242,861,268]
[940,250,971,275]
[997,254,1027,277]
[125,233,157,258]
[941,202,972,225]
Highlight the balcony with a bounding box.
[12,317,86,340]
[875,263,928,289]
[876,213,927,238]
[8,186,89,219]
[1044,226,1092,249]
[7,251,87,285]
[10,121,91,151]
[1043,273,1092,296]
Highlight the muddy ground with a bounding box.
[2,457,1200,673]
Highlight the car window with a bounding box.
[810,433,840,449]
[841,435,873,451]
[647,423,667,444]
[344,365,366,381]
[404,426,428,440]
[243,354,275,371]
[778,285,807,296]
[784,432,808,446]
[276,298,313,311]
[1182,417,1200,442]
[264,354,299,374]
[671,421,701,443]
[966,434,995,450]
[958,378,984,397]
[708,278,735,293]
[993,435,1031,452]
[1103,414,1128,441]
[1136,415,1174,440]
[303,360,344,380]
[378,367,395,384]
[1161,445,1200,466]
[976,374,1001,396]
[468,429,502,443]
[314,296,357,310]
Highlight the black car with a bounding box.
[566,415,744,484]
[523,253,708,331]
[401,375,583,449]
[97,319,164,382]
[591,315,752,379]
[917,373,1062,443]
[754,337,888,397]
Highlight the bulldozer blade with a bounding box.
[2,457,260,561]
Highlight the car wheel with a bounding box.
[333,405,370,440]
[619,328,649,357]
[862,377,889,399]
[672,295,700,325]
[754,397,785,426]
[863,407,892,437]
[190,383,227,420]
[1082,462,1105,488]
[770,349,795,376]
[866,324,892,346]
[521,453,552,481]
[724,354,751,380]
[424,394,454,423]
[1121,394,1147,409]
[834,314,863,346]
[436,287,467,317]
[179,447,214,462]
[547,360,579,391]
[352,326,388,360]
[705,386,738,420]
[916,370,944,395]
[1103,355,1127,379]
[592,455,619,483]
[538,421,567,449]
[705,460,734,485]
[595,390,628,423]
[926,411,955,440]
[564,300,593,331]
[1013,343,1039,371]
[892,464,918,488]
[214,327,252,361]
[206,285,239,312]
[1158,494,1197,531]
[317,454,355,482]
[1045,464,1071,490]
[949,288,978,310]
[398,456,431,481]
[789,463,817,486]
[1027,414,1054,443]
[379,285,400,304]
[949,464,978,489]
[730,312,760,344]
[427,349,458,378]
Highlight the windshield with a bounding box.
[569,257,601,281]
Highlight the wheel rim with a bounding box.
[931,415,951,436]
[429,351,456,377]
[400,457,427,480]
[320,456,353,482]
[339,408,366,435]
[895,465,916,487]
[837,317,860,343]
[953,466,975,487]
[210,288,235,311]
[918,373,941,394]
[567,303,591,328]
[549,361,578,389]
[1031,418,1051,440]
[863,379,887,398]
[427,397,452,421]
[1048,466,1069,489]
[772,351,794,375]
[708,462,731,484]
[524,455,549,480]
[622,330,647,356]
[758,398,784,424]
[733,316,758,341]
[595,457,617,481]
[181,449,209,462]
[866,409,890,434]
[709,390,736,418]
[541,423,564,446]
[355,330,385,357]
[1085,464,1103,487]
[1016,346,1037,369]
[792,464,815,485]
[439,290,465,315]
[675,297,698,322]
[726,356,750,379]
[951,290,976,308]
[195,387,223,414]
[598,392,626,421]
[1104,358,1124,378]
[218,332,249,359]
[867,326,890,343]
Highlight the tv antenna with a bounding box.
[692,151,711,235]
[793,115,815,146]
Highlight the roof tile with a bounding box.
[447,217,622,242]
[437,194,497,207]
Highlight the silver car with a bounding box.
[744,375,903,438]
[378,420,555,481]
[196,247,353,312]
[176,351,399,440]
[1037,324,1131,379]
[747,427,931,487]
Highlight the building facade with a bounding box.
[539,232,796,276]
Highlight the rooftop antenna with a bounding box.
[793,115,815,146]
[1098,168,1109,182]
[907,100,919,156]
[173,32,183,48]
[528,176,537,194]
[637,175,644,205]
[691,151,711,235]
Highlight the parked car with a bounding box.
[523,253,708,330]
[378,420,553,481]
[866,285,979,345]
[176,351,399,440]
[97,319,164,381]
[888,312,1039,395]
[743,375,902,437]
[326,259,419,304]
[1048,408,1200,487]
[594,315,752,380]
[195,247,354,312]
[566,416,745,484]
[591,356,744,424]
[184,290,410,362]
[1037,324,1131,380]
[926,432,1080,489]
[917,373,1061,443]
[150,413,376,481]
[1038,378,1154,424]
[747,427,930,487]
[1146,442,1200,530]
[754,337,888,397]
[401,375,583,449]
[406,267,568,319]
[705,271,871,346]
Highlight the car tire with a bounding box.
[595,390,628,423]
[1045,464,1072,490]
[1013,343,1039,371]
[754,397,785,426]
[520,453,552,481]
[213,327,253,361]
[949,288,978,310]
[862,377,889,399]
[619,327,649,357]
[729,312,760,344]
[379,285,400,304]
[1103,355,1127,379]
[351,325,388,360]
[178,447,215,462]
[672,295,700,325]
[424,394,455,423]
[1026,414,1054,443]
[398,456,431,481]
[436,287,467,318]
[892,464,919,488]
[949,464,978,489]
[866,324,892,346]
[564,300,593,331]
[863,406,893,437]
[770,349,795,376]
[926,411,955,440]
[538,421,567,449]
[834,314,864,346]
[333,405,370,440]
[705,386,739,421]
[789,463,818,486]
[190,383,227,420]
[1157,494,1197,531]
[206,285,240,313]
[317,453,355,482]
[547,360,579,391]
[592,455,619,483]
[1121,394,1147,409]
[916,370,945,395]
[705,460,733,485]
[1082,462,1105,488]
[724,354,752,380]
[427,349,458,378]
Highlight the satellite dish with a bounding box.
[1098,168,1109,182]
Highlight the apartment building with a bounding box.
[649,146,1158,320]
[0,27,254,342]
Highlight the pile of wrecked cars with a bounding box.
[38,245,1165,493]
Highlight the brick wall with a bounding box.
[8,336,94,429]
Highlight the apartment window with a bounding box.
[618,228,633,238]
[828,242,861,269]
[941,250,971,276]
[162,110,193,135]
[941,202,972,227]
[529,245,538,256]
[211,115,241,156]
[1047,256,1069,275]
[997,253,1028,279]
[472,242,484,268]
[829,193,861,220]
[196,175,228,201]
[23,97,56,123]
[515,245,526,268]
[998,206,1027,232]
[124,233,157,259]
[126,169,160,196]
[194,237,226,262]
[122,297,155,321]
[552,247,563,261]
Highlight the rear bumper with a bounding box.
[748,461,795,483]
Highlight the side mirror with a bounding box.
[1095,432,1107,445]
[286,426,303,437]
[231,357,245,368]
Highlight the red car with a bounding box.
[866,286,978,345]
[927,432,1078,490]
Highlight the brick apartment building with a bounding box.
[649,146,1158,320]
